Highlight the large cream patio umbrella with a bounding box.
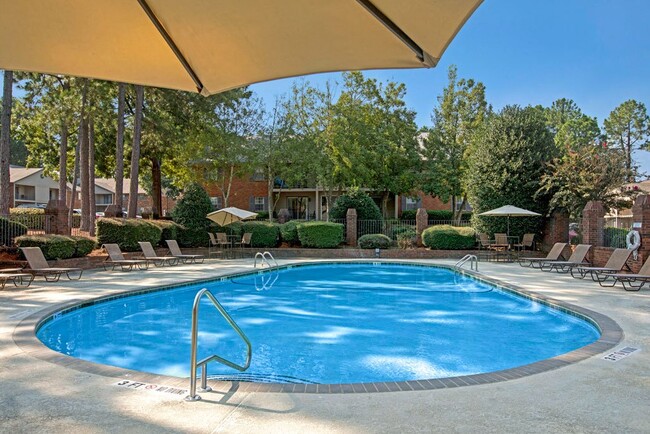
[478,205,541,236]
[0,0,482,95]
[207,207,258,227]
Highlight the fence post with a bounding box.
[631,194,650,272]
[581,200,605,264]
[542,210,569,253]
[45,199,70,236]
[416,208,428,247]
[346,208,357,247]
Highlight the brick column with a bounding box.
[581,200,605,264]
[416,208,428,247]
[346,208,357,247]
[630,194,650,272]
[45,200,70,235]
[542,210,569,252]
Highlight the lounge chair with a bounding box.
[540,244,591,273]
[165,239,205,264]
[0,268,34,289]
[570,248,633,281]
[21,247,83,282]
[598,254,650,291]
[138,241,179,267]
[518,243,567,268]
[102,243,149,271]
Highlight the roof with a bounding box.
[94,178,146,195]
[9,167,43,183]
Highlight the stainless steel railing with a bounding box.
[455,254,478,271]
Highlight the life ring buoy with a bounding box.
[626,230,641,260]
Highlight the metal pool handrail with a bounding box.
[254,251,278,268]
[455,254,478,271]
[186,288,252,402]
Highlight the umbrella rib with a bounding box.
[356,0,434,66]
[137,0,204,94]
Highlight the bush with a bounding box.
[210,221,243,237]
[400,209,472,222]
[8,208,46,230]
[358,234,392,249]
[146,220,183,245]
[171,183,212,230]
[604,227,627,248]
[0,217,28,246]
[178,227,209,248]
[390,225,416,240]
[70,235,96,257]
[96,218,162,251]
[241,221,280,248]
[279,220,305,246]
[297,222,344,248]
[254,211,276,221]
[397,232,415,249]
[16,234,76,260]
[422,225,476,250]
[330,188,382,221]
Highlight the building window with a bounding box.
[49,188,59,201]
[254,196,266,212]
[210,196,223,210]
[404,197,421,211]
[251,169,265,181]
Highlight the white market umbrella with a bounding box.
[478,205,541,236]
[207,207,258,227]
[0,0,482,95]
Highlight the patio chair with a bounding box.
[102,243,149,271]
[21,247,83,282]
[208,232,225,258]
[138,241,179,267]
[233,232,252,249]
[477,233,493,249]
[512,233,535,251]
[488,233,510,251]
[570,248,633,281]
[540,244,591,273]
[518,243,567,268]
[0,268,34,290]
[598,254,650,291]
[165,239,205,264]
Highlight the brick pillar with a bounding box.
[346,208,357,247]
[416,207,428,247]
[45,199,70,235]
[542,210,569,252]
[630,194,650,273]
[581,200,605,264]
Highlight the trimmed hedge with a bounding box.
[147,220,183,245]
[178,227,209,248]
[422,225,476,250]
[0,217,28,246]
[329,189,382,221]
[16,235,76,260]
[96,218,162,251]
[358,234,392,249]
[70,235,96,257]
[279,220,305,246]
[241,221,280,248]
[400,209,472,222]
[297,222,344,248]
[210,221,243,237]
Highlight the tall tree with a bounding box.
[604,99,650,181]
[545,98,582,135]
[127,85,144,218]
[114,83,126,213]
[420,65,488,223]
[0,70,12,215]
[78,80,90,231]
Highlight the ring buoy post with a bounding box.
[626,230,641,260]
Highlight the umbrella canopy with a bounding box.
[207,207,258,226]
[0,0,482,95]
[478,205,541,236]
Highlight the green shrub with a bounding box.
[297,222,344,248]
[96,218,162,251]
[390,225,416,240]
[210,221,243,237]
[171,183,212,231]
[0,217,28,246]
[279,220,305,245]
[358,234,392,249]
[241,221,280,248]
[146,220,183,245]
[400,209,472,222]
[397,233,415,249]
[70,235,96,257]
[8,208,46,230]
[254,211,276,221]
[330,188,382,221]
[422,225,476,250]
[178,227,209,248]
[16,234,76,260]
[604,227,627,248]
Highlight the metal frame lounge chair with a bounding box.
[138,241,179,267]
[165,239,205,264]
[21,247,83,282]
[598,254,650,291]
[570,248,633,281]
[102,243,149,271]
[0,268,34,289]
[518,243,567,268]
[540,244,591,273]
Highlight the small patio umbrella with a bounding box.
[207,207,258,227]
[478,205,541,236]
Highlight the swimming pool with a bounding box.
[36,263,600,385]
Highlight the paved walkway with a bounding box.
[0,258,648,433]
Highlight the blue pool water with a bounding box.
[37,263,599,384]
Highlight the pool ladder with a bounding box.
[254,251,278,268]
[455,254,478,271]
[186,288,252,402]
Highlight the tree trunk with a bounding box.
[68,137,80,227]
[0,70,13,215]
[267,166,274,223]
[115,83,126,212]
[150,156,161,219]
[453,194,468,225]
[88,115,96,236]
[381,191,390,219]
[128,85,144,219]
[58,119,68,203]
[79,81,89,232]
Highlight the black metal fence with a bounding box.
[1,213,83,246]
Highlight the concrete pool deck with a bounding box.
[0,258,648,433]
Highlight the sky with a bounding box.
[3,1,650,173]
[248,0,650,174]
